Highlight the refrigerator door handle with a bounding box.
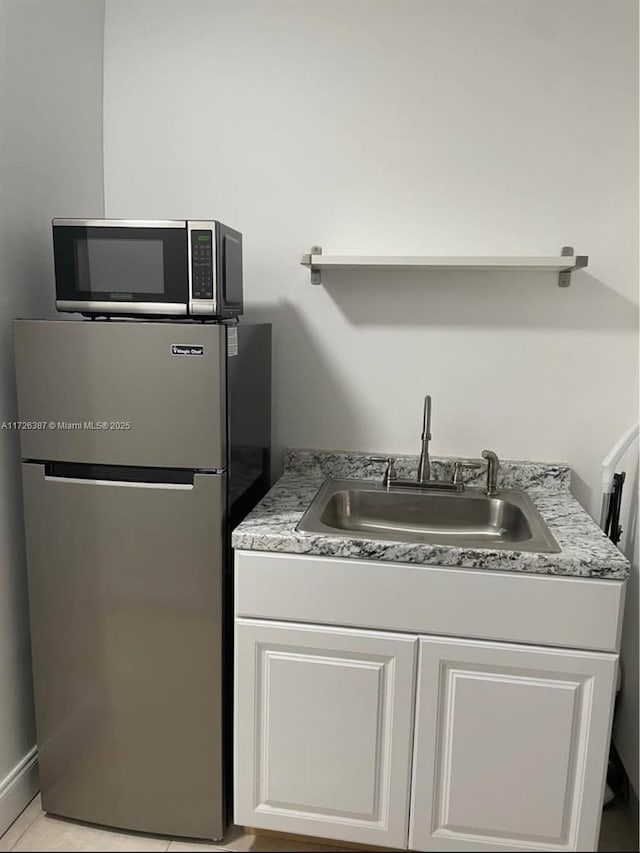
[44,476,194,490]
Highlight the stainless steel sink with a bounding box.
[297,479,560,553]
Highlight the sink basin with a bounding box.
[297,479,560,553]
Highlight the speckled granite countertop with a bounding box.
[232,450,629,580]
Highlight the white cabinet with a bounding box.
[410,637,617,852]
[234,618,417,848]
[233,550,624,852]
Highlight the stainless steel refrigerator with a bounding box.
[13,318,271,840]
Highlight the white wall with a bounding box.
[0,0,105,829]
[103,0,638,521]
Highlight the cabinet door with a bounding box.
[410,637,617,852]
[235,619,417,848]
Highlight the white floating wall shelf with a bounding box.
[300,246,588,287]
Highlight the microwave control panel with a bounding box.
[190,230,214,300]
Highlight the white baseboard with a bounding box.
[0,747,39,837]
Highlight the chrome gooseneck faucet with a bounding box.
[417,395,432,484]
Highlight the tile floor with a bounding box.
[0,795,637,852]
[0,797,355,853]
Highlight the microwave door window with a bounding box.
[75,238,164,294]
[53,224,188,307]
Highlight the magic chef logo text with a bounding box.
[171,345,205,356]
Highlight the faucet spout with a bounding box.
[417,395,432,483]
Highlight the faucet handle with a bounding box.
[369,455,397,488]
[481,449,500,496]
[452,459,482,488]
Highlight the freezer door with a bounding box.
[21,463,226,839]
[13,320,225,469]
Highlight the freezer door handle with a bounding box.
[44,476,194,490]
[35,462,222,489]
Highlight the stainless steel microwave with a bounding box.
[53,219,243,319]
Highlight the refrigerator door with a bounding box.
[21,463,225,839]
[13,320,226,470]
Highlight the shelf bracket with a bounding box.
[558,246,588,288]
[301,245,323,285]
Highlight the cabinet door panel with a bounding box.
[410,637,617,852]
[235,619,417,848]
